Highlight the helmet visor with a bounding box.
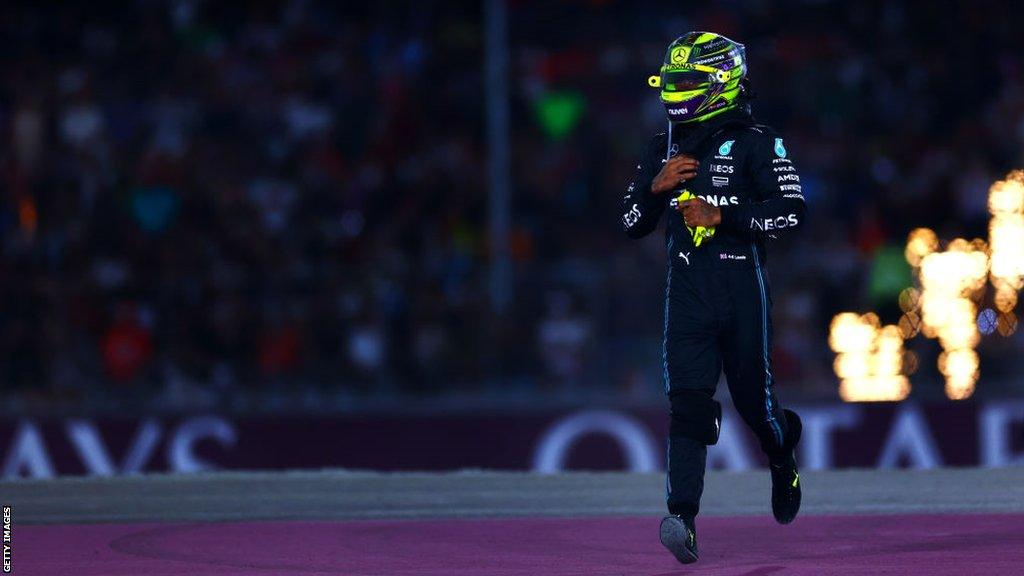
[661,69,716,91]
[661,88,706,103]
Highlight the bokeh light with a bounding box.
[830,313,909,401]
[833,172,1024,401]
[905,228,939,268]
[988,170,1024,316]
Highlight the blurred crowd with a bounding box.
[2,0,1023,411]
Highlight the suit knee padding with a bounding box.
[670,391,722,445]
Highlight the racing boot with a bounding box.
[660,514,698,564]
[769,409,802,524]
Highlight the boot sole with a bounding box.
[659,516,698,564]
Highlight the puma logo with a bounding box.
[678,252,691,265]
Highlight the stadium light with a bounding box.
[988,171,1024,325]
[829,313,910,402]
[830,171,1024,401]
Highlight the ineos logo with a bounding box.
[751,214,800,231]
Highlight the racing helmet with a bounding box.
[648,32,747,123]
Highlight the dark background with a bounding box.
[1,0,1023,417]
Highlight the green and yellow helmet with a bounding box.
[648,32,747,123]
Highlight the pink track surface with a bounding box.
[17,514,1024,575]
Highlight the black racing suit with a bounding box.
[620,107,806,519]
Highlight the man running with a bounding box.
[620,31,805,564]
